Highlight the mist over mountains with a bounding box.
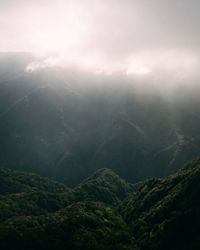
[0,53,200,186]
[1,0,200,249]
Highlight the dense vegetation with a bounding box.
[0,167,136,250]
[0,167,134,223]
[0,167,68,195]
[119,158,200,250]
[0,202,135,250]
[66,168,135,205]
[1,158,200,249]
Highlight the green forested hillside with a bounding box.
[0,167,136,250]
[119,158,200,250]
[0,167,68,195]
[1,159,200,250]
[66,168,135,205]
[0,167,134,223]
[0,202,136,250]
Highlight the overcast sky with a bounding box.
[0,0,200,77]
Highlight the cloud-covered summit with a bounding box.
[0,0,200,77]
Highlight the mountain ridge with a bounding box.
[1,158,200,249]
[0,54,200,185]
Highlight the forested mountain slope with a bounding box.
[119,158,200,250]
[1,159,200,250]
[0,53,200,185]
[0,166,136,250]
[0,167,134,223]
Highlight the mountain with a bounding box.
[1,159,200,249]
[0,53,200,185]
[0,167,68,195]
[66,168,135,205]
[119,158,200,250]
[0,201,135,250]
[0,166,136,250]
[0,167,69,222]
[0,167,133,223]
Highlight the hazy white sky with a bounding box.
[0,0,200,76]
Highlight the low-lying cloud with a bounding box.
[0,0,200,81]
